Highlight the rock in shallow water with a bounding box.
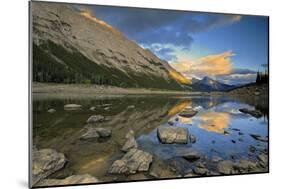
[182,151,201,161]
[36,174,99,186]
[239,108,262,118]
[234,159,258,172]
[109,149,152,174]
[121,130,138,152]
[178,108,198,118]
[217,160,234,174]
[157,126,188,144]
[189,134,196,143]
[47,109,56,113]
[250,134,268,142]
[80,127,111,140]
[86,115,106,123]
[32,149,66,185]
[64,104,82,110]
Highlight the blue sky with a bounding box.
[75,5,268,85]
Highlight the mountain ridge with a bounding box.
[191,76,235,92]
[32,2,191,90]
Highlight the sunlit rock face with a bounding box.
[198,112,230,133]
[31,2,190,89]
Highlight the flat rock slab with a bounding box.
[157,126,188,144]
[109,149,153,174]
[32,149,66,185]
[178,109,198,118]
[86,115,106,123]
[239,108,262,118]
[36,174,99,187]
[64,104,82,110]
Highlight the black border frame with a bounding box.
[28,1,270,188]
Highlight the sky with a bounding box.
[74,5,268,85]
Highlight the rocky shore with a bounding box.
[32,102,269,186]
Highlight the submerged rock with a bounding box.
[32,149,66,185]
[239,108,262,118]
[217,160,234,174]
[36,174,99,186]
[47,109,56,113]
[64,104,82,110]
[178,109,198,118]
[182,151,201,161]
[211,156,223,162]
[250,134,268,142]
[109,149,152,174]
[86,115,105,123]
[127,105,135,109]
[189,134,196,143]
[80,127,111,140]
[121,130,138,152]
[157,126,188,144]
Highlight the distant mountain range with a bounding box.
[32,2,191,90]
[191,76,236,92]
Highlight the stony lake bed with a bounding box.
[32,93,269,187]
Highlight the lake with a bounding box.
[32,93,268,183]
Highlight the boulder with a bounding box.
[157,126,188,144]
[121,130,138,152]
[86,115,105,123]
[32,149,66,185]
[217,160,234,174]
[109,149,153,174]
[47,109,56,113]
[36,174,99,186]
[239,108,262,118]
[64,104,82,110]
[96,128,112,138]
[89,106,96,111]
[178,109,198,118]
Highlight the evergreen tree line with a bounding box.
[256,71,269,84]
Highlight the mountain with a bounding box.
[191,76,235,92]
[31,2,191,90]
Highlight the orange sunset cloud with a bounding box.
[172,51,235,77]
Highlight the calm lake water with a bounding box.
[32,94,268,182]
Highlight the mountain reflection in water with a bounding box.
[33,94,268,182]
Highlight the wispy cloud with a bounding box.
[77,5,242,50]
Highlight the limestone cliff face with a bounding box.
[31,2,190,90]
